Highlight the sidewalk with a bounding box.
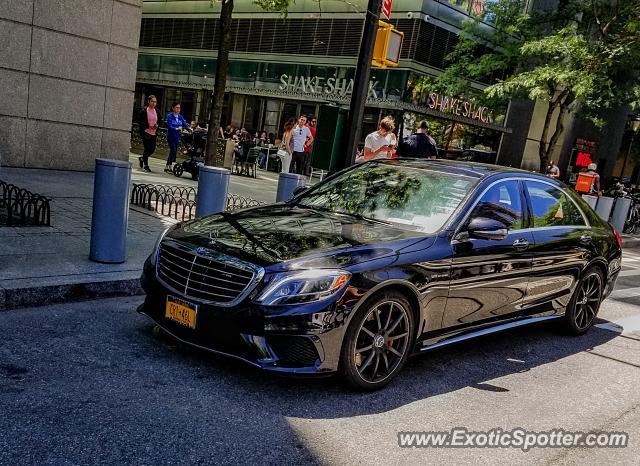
[0,157,280,310]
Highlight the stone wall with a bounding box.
[0,0,141,171]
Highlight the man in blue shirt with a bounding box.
[165,102,191,173]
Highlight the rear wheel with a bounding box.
[172,164,184,177]
[340,290,414,390]
[562,267,604,335]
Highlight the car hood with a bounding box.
[166,205,434,269]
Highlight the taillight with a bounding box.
[612,226,623,249]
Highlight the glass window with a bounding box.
[229,61,258,82]
[190,58,215,77]
[296,161,478,233]
[137,54,160,72]
[471,181,523,230]
[525,181,586,228]
[259,62,296,83]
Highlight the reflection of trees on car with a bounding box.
[304,165,457,222]
[533,194,583,228]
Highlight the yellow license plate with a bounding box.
[165,297,198,329]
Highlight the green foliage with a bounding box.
[253,0,294,15]
[421,0,640,170]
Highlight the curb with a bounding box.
[0,277,143,311]
[622,237,640,250]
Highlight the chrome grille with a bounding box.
[157,241,259,304]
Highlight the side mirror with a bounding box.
[466,217,508,241]
[292,185,310,197]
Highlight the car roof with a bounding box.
[376,158,541,181]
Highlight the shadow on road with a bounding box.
[139,318,621,419]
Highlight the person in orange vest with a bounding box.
[575,163,601,194]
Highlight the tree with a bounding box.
[204,0,295,167]
[205,0,234,167]
[420,0,640,173]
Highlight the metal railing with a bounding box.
[130,183,265,221]
[0,181,51,226]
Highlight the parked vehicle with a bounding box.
[138,159,622,390]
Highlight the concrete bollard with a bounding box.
[196,166,230,217]
[611,197,632,233]
[89,158,131,263]
[595,196,615,222]
[276,172,306,202]
[582,194,598,210]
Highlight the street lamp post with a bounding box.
[620,118,640,180]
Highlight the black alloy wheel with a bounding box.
[341,291,414,390]
[173,164,184,177]
[563,268,604,335]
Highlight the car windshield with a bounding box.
[296,161,478,233]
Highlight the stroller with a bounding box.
[172,128,206,181]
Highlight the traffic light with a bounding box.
[372,21,404,68]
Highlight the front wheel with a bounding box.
[562,267,604,335]
[172,164,184,177]
[340,290,414,390]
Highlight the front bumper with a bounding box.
[139,258,355,374]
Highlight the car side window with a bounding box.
[525,181,586,228]
[470,180,524,230]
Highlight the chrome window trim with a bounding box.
[155,239,265,307]
[452,176,591,238]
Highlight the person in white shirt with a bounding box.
[290,115,314,174]
[360,116,396,162]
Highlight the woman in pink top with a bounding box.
[137,95,159,172]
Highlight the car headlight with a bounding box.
[150,226,173,264]
[256,269,351,306]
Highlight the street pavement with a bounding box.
[1,252,639,465]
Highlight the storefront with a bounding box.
[134,54,509,153]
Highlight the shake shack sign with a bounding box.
[279,74,381,99]
[428,92,494,123]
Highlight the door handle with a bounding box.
[512,238,529,250]
[580,235,592,245]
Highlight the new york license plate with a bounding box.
[165,296,198,329]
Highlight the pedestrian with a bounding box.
[396,120,438,159]
[304,115,317,174]
[290,115,314,175]
[280,118,296,173]
[546,160,560,179]
[361,116,396,162]
[575,163,601,195]
[137,95,158,172]
[586,163,601,194]
[165,102,191,174]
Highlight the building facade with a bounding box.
[0,0,142,171]
[134,0,509,161]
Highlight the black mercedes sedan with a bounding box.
[138,159,622,390]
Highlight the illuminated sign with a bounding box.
[279,74,380,99]
[575,152,593,167]
[427,92,494,123]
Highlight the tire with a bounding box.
[191,173,198,181]
[340,290,415,390]
[561,267,604,335]
[172,164,184,177]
